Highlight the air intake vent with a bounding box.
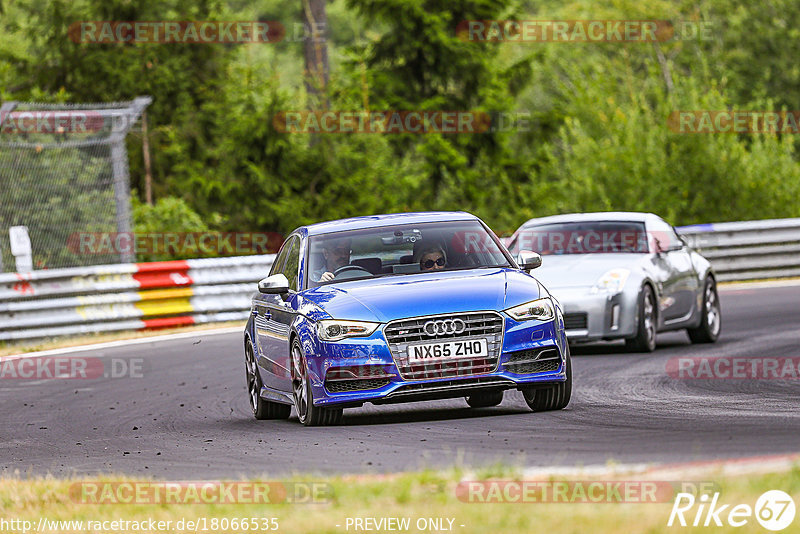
[504,347,561,374]
[324,366,394,393]
[563,313,588,330]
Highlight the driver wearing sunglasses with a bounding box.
[415,244,447,272]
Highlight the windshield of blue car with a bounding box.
[306,220,512,287]
[510,221,649,255]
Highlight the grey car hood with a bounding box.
[531,253,648,289]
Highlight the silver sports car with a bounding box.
[506,212,721,352]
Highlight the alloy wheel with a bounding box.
[245,344,259,413]
[292,344,308,421]
[643,290,656,345]
[706,282,720,337]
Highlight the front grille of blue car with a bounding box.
[503,348,561,374]
[383,311,504,380]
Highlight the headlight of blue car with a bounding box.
[316,320,380,341]
[505,297,555,322]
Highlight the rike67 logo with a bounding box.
[668,490,796,531]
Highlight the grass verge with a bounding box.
[1,466,798,533]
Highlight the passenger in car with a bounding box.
[414,243,447,272]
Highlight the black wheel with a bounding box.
[687,277,721,343]
[522,346,572,412]
[291,340,343,426]
[625,285,657,352]
[466,390,504,408]
[245,341,291,420]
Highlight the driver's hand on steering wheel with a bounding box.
[320,271,335,282]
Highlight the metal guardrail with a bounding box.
[676,218,800,282]
[0,255,274,341]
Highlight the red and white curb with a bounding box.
[520,452,800,479]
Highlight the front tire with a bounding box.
[625,285,657,352]
[522,346,572,412]
[245,342,291,420]
[291,340,343,426]
[687,277,721,343]
[466,391,504,408]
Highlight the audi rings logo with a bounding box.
[423,319,467,337]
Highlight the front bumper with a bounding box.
[550,287,639,342]
[305,315,568,408]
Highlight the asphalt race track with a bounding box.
[2,284,799,478]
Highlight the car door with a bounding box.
[254,235,299,392]
[649,218,699,324]
[266,235,301,393]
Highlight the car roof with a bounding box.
[518,211,662,230]
[298,211,480,237]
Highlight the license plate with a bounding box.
[407,338,488,362]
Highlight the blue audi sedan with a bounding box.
[243,212,571,426]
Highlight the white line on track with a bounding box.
[0,326,242,361]
[719,278,800,291]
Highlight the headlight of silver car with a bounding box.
[316,320,380,341]
[505,297,555,322]
[591,268,630,294]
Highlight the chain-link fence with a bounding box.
[0,97,151,271]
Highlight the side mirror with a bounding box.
[258,274,289,294]
[517,250,542,271]
[656,238,683,254]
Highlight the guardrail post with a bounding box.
[110,137,135,263]
[109,97,152,264]
[0,101,18,273]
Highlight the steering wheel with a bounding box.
[332,265,372,279]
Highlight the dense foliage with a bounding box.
[2,0,799,257]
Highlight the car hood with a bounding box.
[301,268,541,323]
[531,254,647,289]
